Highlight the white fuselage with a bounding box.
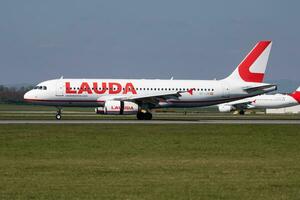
[24,78,275,109]
[239,94,298,109]
[220,93,298,111]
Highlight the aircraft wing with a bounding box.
[113,91,185,106]
[226,100,255,110]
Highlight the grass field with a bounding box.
[1,124,300,199]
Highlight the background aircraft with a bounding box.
[218,86,300,114]
[24,41,276,120]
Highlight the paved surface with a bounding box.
[0,120,299,124]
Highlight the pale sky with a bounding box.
[0,0,299,85]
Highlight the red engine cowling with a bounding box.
[95,100,139,115]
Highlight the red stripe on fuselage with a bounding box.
[25,95,251,107]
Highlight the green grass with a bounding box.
[1,124,300,199]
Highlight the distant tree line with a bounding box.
[0,85,33,103]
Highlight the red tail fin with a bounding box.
[289,86,300,103]
[224,41,272,83]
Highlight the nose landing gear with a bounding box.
[56,108,62,120]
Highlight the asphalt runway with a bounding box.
[0,119,299,124]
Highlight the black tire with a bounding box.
[136,112,144,120]
[56,114,62,120]
[239,110,245,115]
[136,112,152,120]
[144,112,152,120]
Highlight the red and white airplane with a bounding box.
[24,41,276,120]
[218,86,300,114]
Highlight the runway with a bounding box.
[0,119,299,124]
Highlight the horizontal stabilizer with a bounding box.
[243,84,277,94]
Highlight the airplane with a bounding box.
[218,86,300,114]
[24,41,276,120]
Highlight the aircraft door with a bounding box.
[222,84,230,98]
[56,80,64,96]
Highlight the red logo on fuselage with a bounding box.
[238,41,271,83]
[111,105,134,110]
[65,82,137,95]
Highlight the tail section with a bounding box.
[289,86,300,103]
[224,41,272,83]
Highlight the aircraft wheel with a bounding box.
[56,113,62,120]
[56,108,62,120]
[136,112,152,120]
[144,112,152,120]
[137,112,144,120]
[239,110,245,115]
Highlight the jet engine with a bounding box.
[95,100,139,115]
[218,104,235,113]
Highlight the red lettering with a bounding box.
[78,82,92,94]
[124,82,137,94]
[93,82,107,94]
[124,106,133,110]
[111,106,120,110]
[65,82,76,94]
[65,81,137,95]
[109,82,122,94]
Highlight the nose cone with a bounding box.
[24,90,34,102]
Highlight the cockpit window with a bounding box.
[34,85,47,90]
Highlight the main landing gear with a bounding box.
[136,111,152,120]
[239,110,245,115]
[56,108,62,120]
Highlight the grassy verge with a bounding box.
[1,124,300,199]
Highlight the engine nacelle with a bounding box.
[218,104,235,113]
[95,100,139,115]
